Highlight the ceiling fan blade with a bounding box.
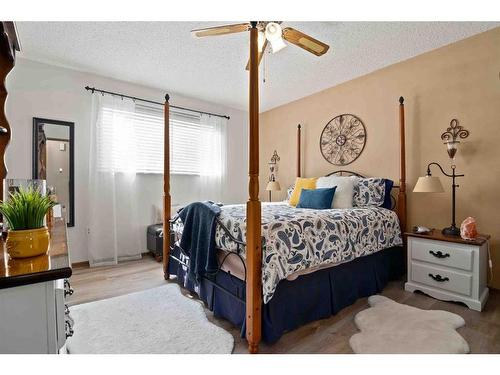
[245,40,268,71]
[282,27,330,56]
[191,23,250,38]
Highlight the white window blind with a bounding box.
[98,102,220,175]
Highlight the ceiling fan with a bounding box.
[191,22,330,70]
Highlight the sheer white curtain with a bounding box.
[87,97,227,265]
[198,114,227,202]
[87,95,142,266]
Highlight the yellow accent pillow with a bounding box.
[289,177,318,206]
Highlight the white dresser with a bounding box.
[405,230,490,311]
[0,278,74,353]
[0,218,73,353]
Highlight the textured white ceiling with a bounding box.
[16,22,499,111]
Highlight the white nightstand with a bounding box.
[405,230,490,311]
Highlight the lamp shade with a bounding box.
[265,22,287,53]
[413,176,445,193]
[266,181,281,192]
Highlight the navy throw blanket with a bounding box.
[178,201,222,283]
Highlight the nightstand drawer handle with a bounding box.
[428,273,449,282]
[429,250,450,259]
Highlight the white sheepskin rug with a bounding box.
[66,284,234,354]
[349,295,469,354]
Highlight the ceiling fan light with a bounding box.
[265,22,287,53]
[270,38,287,53]
[258,31,266,50]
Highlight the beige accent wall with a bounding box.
[260,27,500,289]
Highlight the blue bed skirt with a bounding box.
[168,246,404,343]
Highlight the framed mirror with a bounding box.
[32,118,75,227]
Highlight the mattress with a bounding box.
[173,202,402,303]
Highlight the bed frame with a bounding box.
[162,24,407,353]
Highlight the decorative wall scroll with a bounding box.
[320,114,366,165]
[441,119,469,159]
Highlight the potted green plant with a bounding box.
[0,186,57,258]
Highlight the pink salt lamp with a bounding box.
[460,217,478,240]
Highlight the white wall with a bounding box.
[5,58,248,263]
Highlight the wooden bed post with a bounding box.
[296,124,301,178]
[396,96,407,233]
[0,23,19,206]
[246,22,262,354]
[163,94,171,280]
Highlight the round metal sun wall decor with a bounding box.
[320,114,366,165]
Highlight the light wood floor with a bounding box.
[68,256,500,354]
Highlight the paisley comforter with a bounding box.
[175,202,402,303]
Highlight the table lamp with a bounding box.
[413,119,469,236]
[266,181,281,202]
[267,150,281,202]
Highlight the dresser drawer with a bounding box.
[411,262,472,296]
[410,238,473,271]
[55,281,66,349]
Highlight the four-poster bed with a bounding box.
[162,22,407,354]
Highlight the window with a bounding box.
[98,102,223,175]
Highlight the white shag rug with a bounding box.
[66,284,234,354]
[349,295,469,354]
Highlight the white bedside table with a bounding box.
[405,230,490,311]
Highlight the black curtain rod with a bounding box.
[84,86,230,120]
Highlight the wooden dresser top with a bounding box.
[0,218,72,289]
[405,229,490,246]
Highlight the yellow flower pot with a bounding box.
[6,227,50,259]
[7,254,50,276]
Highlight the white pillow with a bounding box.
[316,175,356,209]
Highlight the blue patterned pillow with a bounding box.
[297,187,336,209]
[353,178,386,207]
[382,179,394,209]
